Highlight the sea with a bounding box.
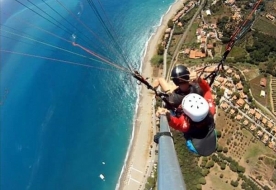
[0,0,175,190]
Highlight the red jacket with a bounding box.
[168,79,216,132]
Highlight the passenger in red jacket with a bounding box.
[168,78,216,132]
[156,79,217,156]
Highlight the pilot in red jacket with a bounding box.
[160,78,217,156]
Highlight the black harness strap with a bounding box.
[154,132,173,144]
[132,71,176,110]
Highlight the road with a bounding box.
[166,0,207,80]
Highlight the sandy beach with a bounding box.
[118,1,186,189]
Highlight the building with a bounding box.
[236,82,243,90]
[260,90,265,97]
[250,124,256,131]
[236,114,243,120]
[260,78,267,87]
[206,9,211,16]
[255,112,262,120]
[249,109,255,115]
[236,98,245,107]
[262,117,267,125]
[220,102,229,109]
[243,120,249,126]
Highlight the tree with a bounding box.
[196,184,202,190]
[223,147,228,153]
[237,165,245,173]
[220,163,226,170]
[230,180,239,187]
[157,44,164,55]
[206,160,215,168]
[216,145,223,152]
[200,160,206,167]
[167,19,174,28]
[212,154,219,162]
[229,163,237,172]
[201,168,209,176]
[198,177,206,185]
[216,130,222,138]
[150,55,163,67]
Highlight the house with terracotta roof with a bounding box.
[262,134,269,144]
[189,50,206,59]
[216,76,226,83]
[244,104,250,110]
[230,109,235,115]
[240,92,247,99]
[250,124,256,131]
[272,127,276,134]
[225,82,234,88]
[255,112,262,120]
[267,121,273,129]
[220,102,229,109]
[213,81,220,88]
[262,117,267,125]
[257,130,263,137]
[164,34,169,40]
[249,109,255,115]
[165,28,172,34]
[236,114,243,120]
[260,78,267,87]
[232,95,238,101]
[236,82,243,90]
[226,69,233,75]
[234,74,240,80]
[236,98,245,107]
[177,22,183,27]
[243,120,249,126]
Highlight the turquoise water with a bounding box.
[0,0,174,189]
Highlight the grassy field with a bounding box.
[203,165,240,190]
[249,74,271,108]
[183,22,199,46]
[228,46,248,59]
[211,108,276,189]
[235,63,259,81]
[253,17,276,37]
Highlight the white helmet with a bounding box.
[182,93,209,122]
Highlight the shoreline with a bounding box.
[117,1,186,189]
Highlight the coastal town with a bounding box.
[143,0,276,190]
[115,0,276,189]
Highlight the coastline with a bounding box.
[117,1,186,189]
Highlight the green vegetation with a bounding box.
[245,32,276,63]
[172,130,204,190]
[150,55,163,67]
[253,17,276,38]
